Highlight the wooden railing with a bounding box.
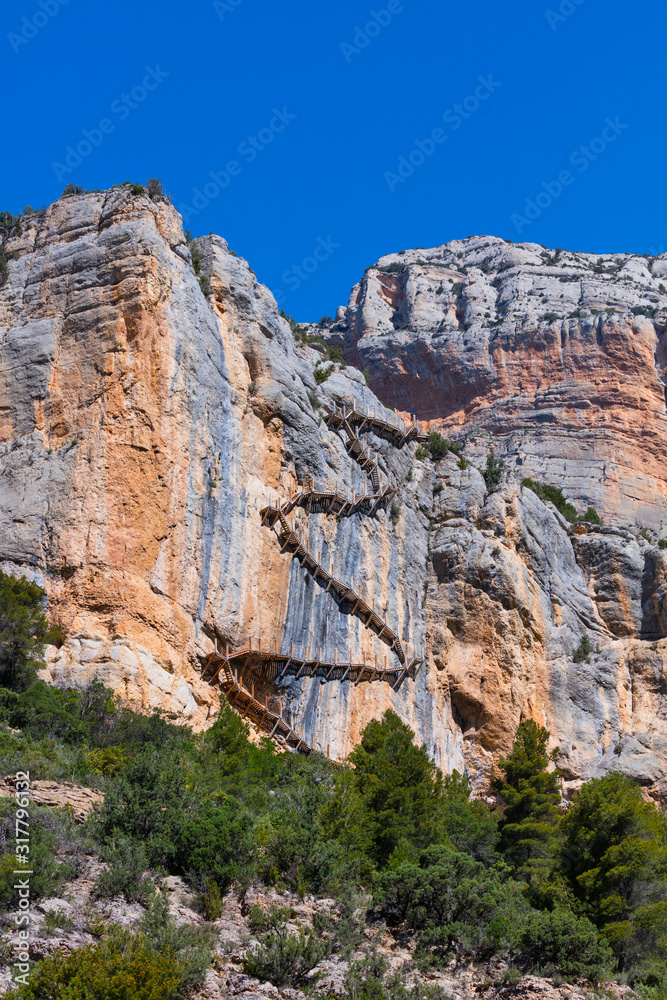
[200,395,427,757]
[202,639,423,756]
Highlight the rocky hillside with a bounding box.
[1,190,666,801]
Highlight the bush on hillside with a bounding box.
[243,904,330,987]
[15,933,182,1000]
[374,845,529,966]
[520,908,613,981]
[0,571,61,691]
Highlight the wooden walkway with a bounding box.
[324,403,429,446]
[261,502,407,664]
[203,645,311,753]
[275,476,396,519]
[202,639,423,756]
[200,395,428,755]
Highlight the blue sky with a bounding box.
[1,0,665,319]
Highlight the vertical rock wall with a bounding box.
[1,195,666,798]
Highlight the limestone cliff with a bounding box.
[331,237,667,533]
[1,192,666,801]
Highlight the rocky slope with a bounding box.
[1,191,666,800]
[0,866,633,1000]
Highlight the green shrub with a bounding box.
[15,928,185,1000]
[198,274,212,296]
[130,184,145,195]
[343,952,389,1000]
[520,908,613,981]
[501,966,522,986]
[659,539,667,550]
[252,756,337,893]
[581,506,602,524]
[0,571,61,691]
[458,456,469,470]
[190,242,202,274]
[41,908,75,935]
[326,345,345,364]
[146,178,164,200]
[280,309,306,339]
[314,363,334,384]
[375,845,529,967]
[0,802,80,910]
[415,445,428,460]
[139,892,212,993]
[363,368,371,386]
[94,838,154,903]
[97,744,255,889]
[521,478,577,522]
[427,431,448,461]
[61,183,84,196]
[484,449,505,492]
[243,904,330,987]
[87,745,133,776]
[315,891,366,957]
[573,634,592,662]
[197,876,223,921]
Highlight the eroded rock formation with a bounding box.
[331,237,667,533]
[1,192,666,800]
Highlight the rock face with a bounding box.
[0,777,103,822]
[332,237,667,533]
[1,193,667,801]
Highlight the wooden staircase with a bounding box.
[200,397,426,758]
[202,638,423,756]
[323,403,428,446]
[261,501,407,664]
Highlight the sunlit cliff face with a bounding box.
[1,194,666,800]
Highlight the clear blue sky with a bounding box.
[1,0,665,319]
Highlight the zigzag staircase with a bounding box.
[201,398,425,756]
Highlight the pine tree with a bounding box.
[561,772,667,971]
[321,710,444,869]
[495,719,562,880]
[0,570,60,691]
